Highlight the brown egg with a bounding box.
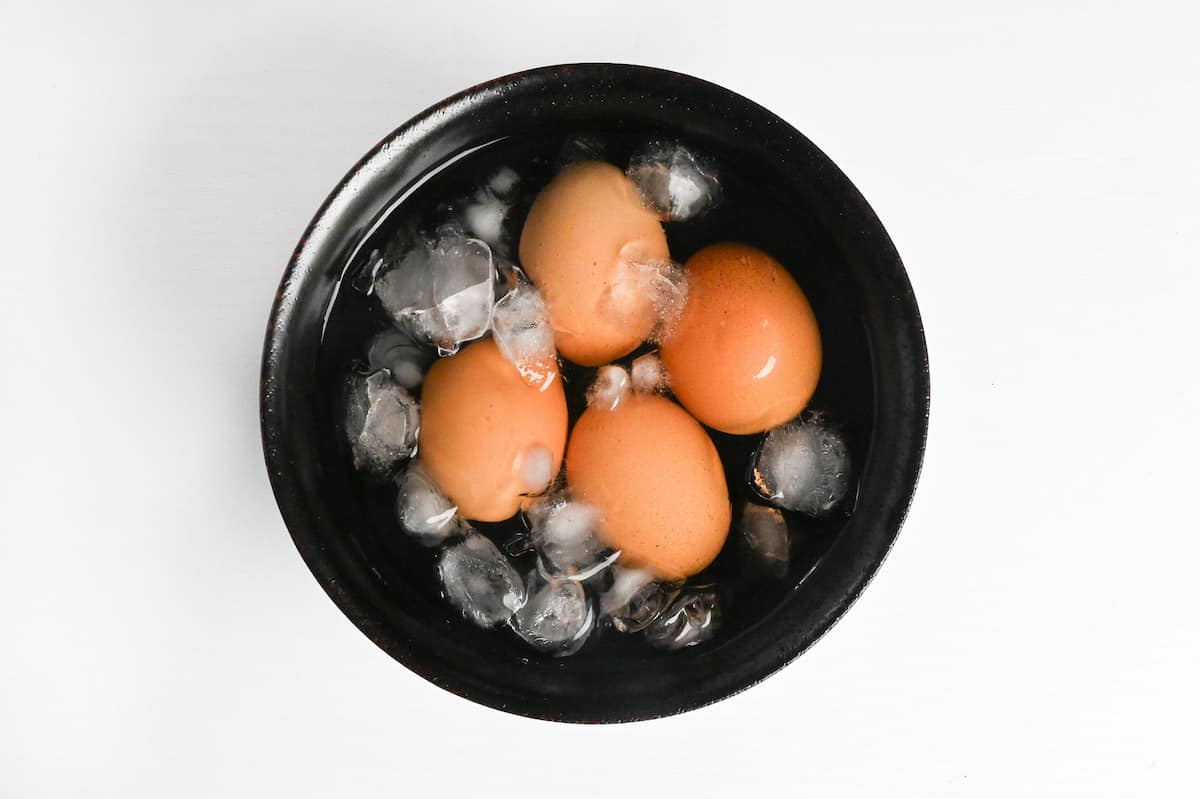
[660,243,822,435]
[419,339,568,522]
[518,161,670,366]
[566,395,731,580]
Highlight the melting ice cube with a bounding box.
[525,492,615,581]
[627,142,721,221]
[645,259,689,341]
[374,232,495,355]
[510,575,595,656]
[344,370,419,475]
[487,166,520,199]
[491,282,558,390]
[493,257,526,298]
[751,413,851,517]
[599,565,681,634]
[518,446,555,496]
[739,503,790,578]
[396,461,464,546]
[366,328,432,390]
[607,255,688,342]
[643,586,722,650]
[463,191,508,247]
[460,167,522,251]
[587,365,630,411]
[438,533,526,627]
[630,351,668,394]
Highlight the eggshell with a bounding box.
[660,243,822,435]
[566,394,731,580]
[518,161,670,366]
[419,338,568,521]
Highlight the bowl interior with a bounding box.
[261,64,928,722]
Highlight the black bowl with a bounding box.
[260,63,929,723]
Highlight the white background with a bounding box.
[3,1,1198,796]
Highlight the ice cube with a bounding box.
[494,258,527,298]
[643,586,722,650]
[751,414,851,516]
[510,575,595,656]
[491,282,558,390]
[374,232,495,355]
[587,365,630,411]
[375,244,434,324]
[627,142,721,221]
[487,166,520,199]
[518,446,555,496]
[599,565,681,633]
[630,352,668,394]
[607,256,688,342]
[502,529,535,559]
[396,461,464,546]
[539,548,620,583]
[739,503,789,578]
[366,328,432,390]
[438,533,526,627]
[344,370,419,475]
[645,259,689,340]
[463,191,508,247]
[525,492,616,580]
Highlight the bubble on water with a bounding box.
[374,232,495,355]
[643,586,722,650]
[438,533,526,627]
[525,491,616,581]
[751,412,851,517]
[739,503,789,578]
[491,281,558,390]
[396,461,465,546]
[599,565,682,633]
[631,351,668,394]
[344,370,419,476]
[587,365,630,411]
[510,574,595,656]
[366,328,432,390]
[627,141,721,221]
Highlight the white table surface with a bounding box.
[3,1,1198,796]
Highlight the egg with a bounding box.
[419,338,568,522]
[518,161,670,366]
[660,242,822,435]
[566,394,731,580]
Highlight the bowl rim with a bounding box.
[260,62,930,723]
